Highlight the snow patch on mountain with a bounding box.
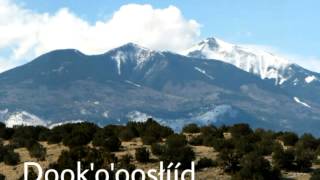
[305,75,317,83]
[125,80,141,87]
[187,37,291,84]
[294,97,311,108]
[110,43,157,75]
[48,120,84,129]
[127,111,151,122]
[4,111,47,127]
[193,105,235,124]
[194,67,214,80]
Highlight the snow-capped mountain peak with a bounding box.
[106,43,160,75]
[187,37,292,84]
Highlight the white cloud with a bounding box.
[1,0,319,74]
[0,0,200,72]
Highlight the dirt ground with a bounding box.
[0,138,314,180]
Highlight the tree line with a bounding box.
[1,120,320,179]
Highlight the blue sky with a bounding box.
[1,0,319,72]
[16,0,320,57]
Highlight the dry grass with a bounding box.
[0,142,68,180]
[0,138,316,180]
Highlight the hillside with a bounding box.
[0,43,320,135]
[1,121,320,179]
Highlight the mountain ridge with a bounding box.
[0,42,320,135]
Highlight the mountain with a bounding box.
[187,37,320,106]
[0,43,320,135]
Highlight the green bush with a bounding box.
[50,146,105,179]
[182,124,200,133]
[3,149,20,165]
[233,152,280,180]
[47,133,62,144]
[160,134,195,169]
[218,149,241,173]
[135,147,150,163]
[279,132,299,146]
[28,142,46,161]
[119,154,136,173]
[92,132,121,152]
[188,135,203,146]
[212,138,234,152]
[151,143,164,156]
[295,143,316,172]
[0,173,5,180]
[196,157,217,170]
[141,135,158,145]
[0,128,14,140]
[119,127,137,141]
[18,168,39,180]
[255,139,274,156]
[165,134,187,148]
[230,124,252,138]
[234,137,255,155]
[62,123,98,147]
[311,169,320,180]
[298,133,319,150]
[272,144,294,170]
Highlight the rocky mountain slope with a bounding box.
[0,43,319,134]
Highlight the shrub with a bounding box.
[298,133,319,150]
[92,132,121,152]
[311,169,320,180]
[119,127,137,141]
[255,139,274,156]
[3,149,20,165]
[62,129,91,147]
[0,128,14,140]
[218,149,241,173]
[189,135,203,146]
[151,143,164,156]
[62,123,98,147]
[279,132,299,146]
[233,152,280,180]
[28,142,46,161]
[135,147,150,163]
[11,137,37,148]
[50,147,105,179]
[0,122,5,129]
[230,124,252,138]
[47,133,62,144]
[182,124,200,133]
[12,126,48,143]
[196,157,217,170]
[160,134,195,169]
[295,143,316,172]
[234,137,255,155]
[138,119,174,139]
[165,134,187,148]
[18,168,39,180]
[212,138,234,152]
[141,135,158,145]
[119,154,136,173]
[272,144,294,170]
[0,174,5,180]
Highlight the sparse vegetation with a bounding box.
[0,121,319,179]
[182,123,200,133]
[135,147,150,163]
[196,157,217,170]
